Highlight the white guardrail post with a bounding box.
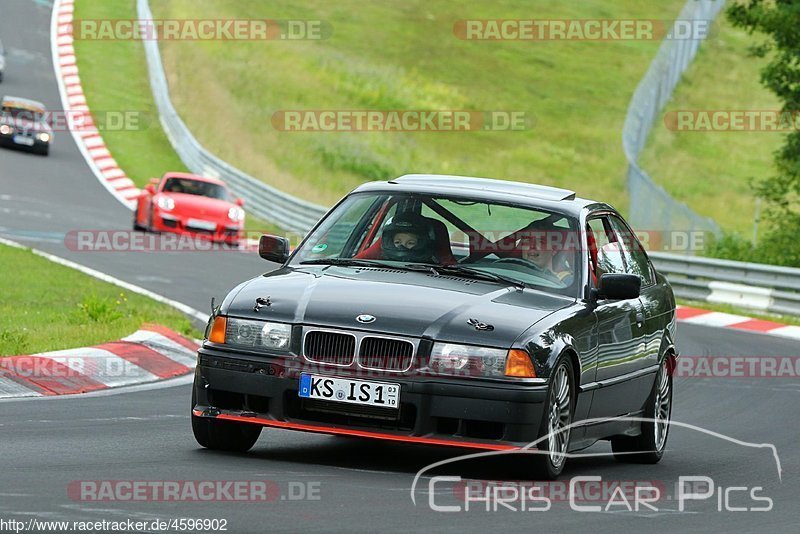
[137,0,329,233]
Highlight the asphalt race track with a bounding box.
[1,1,798,532]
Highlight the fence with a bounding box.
[623,0,725,240]
[136,0,328,233]
[650,252,800,316]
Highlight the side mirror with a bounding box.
[596,273,641,300]
[259,234,290,263]
[145,184,156,195]
[236,198,245,207]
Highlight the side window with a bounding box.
[607,215,654,286]
[587,217,627,280]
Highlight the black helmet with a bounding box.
[381,215,435,262]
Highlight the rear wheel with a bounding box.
[612,355,672,463]
[191,386,261,452]
[531,356,574,479]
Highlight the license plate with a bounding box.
[187,218,217,231]
[13,135,34,146]
[298,373,400,409]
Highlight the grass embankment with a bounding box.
[146,0,685,214]
[639,15,781,235]
[0,244,201,356]
[72,0,281,236]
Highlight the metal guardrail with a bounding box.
[650,252,800,316]
[623,0,724,238]
[137,0,328,233]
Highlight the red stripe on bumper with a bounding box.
[207,412,522,451]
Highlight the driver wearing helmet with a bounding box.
[380,214,438,264]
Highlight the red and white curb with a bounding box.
[51,0,140,208]
[677,305,800,340]
[0,324,198,398]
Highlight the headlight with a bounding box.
[0,124,12,135]
[425,343,507,378]
[228,207,245,222]
[37,132,51,143]
[209,316,291,351]
[423,343,538,379]
[156,197,175,211]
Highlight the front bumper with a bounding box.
[153,213,242,244]
[0,133,49,152]
[193,346,548,450]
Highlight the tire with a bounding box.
[612,355,673,464]
[191,386,261,452]
[38,145,49,156]
[133,202,146,231]
[530,356,575,480]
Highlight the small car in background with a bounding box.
[0,96,53,155]
[134,172,246,245]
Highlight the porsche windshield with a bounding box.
[291,192,583,297]
[162,178,230,200]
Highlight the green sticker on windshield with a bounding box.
[312,243,328,253]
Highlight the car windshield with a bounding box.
[1,105,45,122]
[290,192,583,297]
[162,178,230,200]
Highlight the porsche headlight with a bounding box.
[228,207,245,222]
[425,343,507,378]
[217,317,291,351]
[37,132,51,143]
[0,124,12,135]
[157,196,175,211]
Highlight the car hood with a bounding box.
[223,266,575,347]
[162,193,234,220]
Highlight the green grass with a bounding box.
[72,0,284,236]
[72,0,188,187]
[0,244,201,356]
[639,15,781,234]
[112,0,687,213]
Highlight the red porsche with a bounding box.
[133,172,245,245]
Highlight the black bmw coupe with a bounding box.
[192,174,677,479]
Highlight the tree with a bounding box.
[727,0,800,266]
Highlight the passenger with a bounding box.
[516,220,574,283]
[380,215,438,264]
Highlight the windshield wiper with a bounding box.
[407,263,526,290]
[299,258,392,268]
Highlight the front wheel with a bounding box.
[612,355,673,463]
[191,388,261,452]
[530,356,574,479]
